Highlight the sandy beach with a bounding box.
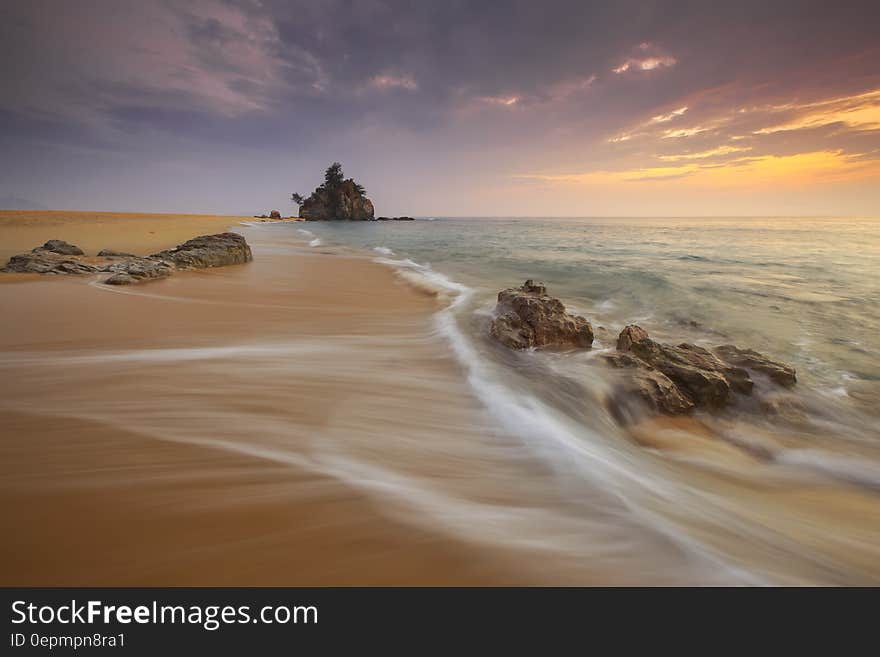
[0,211,541,585]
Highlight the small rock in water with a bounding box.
[489,279,593,349]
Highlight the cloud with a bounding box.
[0,0,306,124]
[753,89,880,134]
[518,150,880,188]
[658,145,752,161]
[613,54,677,74]
[478,95,521,107]
[368,73,419,91]
[651,106,688,123]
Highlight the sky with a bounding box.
[1,0,879,217]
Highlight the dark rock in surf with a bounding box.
[602,352,694,420]
[616,324,751,408]
[712,344,797,387]
[490,280,594,350]
[269,210,281,219]
[608,325,797,417]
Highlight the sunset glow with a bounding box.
[0,1,877,216]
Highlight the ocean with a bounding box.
[263,216,880,583]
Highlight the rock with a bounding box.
[102,257,174,284]
[713,344,797,387]
[1,251,99,274]
[617,324,649,352]
[300,181,374,221]
[601,352,695,419]
[269,210,281,219]
[150,232,252,269]
[490,280,594,350]
[3,233,253,284]
[616,325,752,408]
[97,249,136,258]
[103,273,136,285]
[38,240,84,256]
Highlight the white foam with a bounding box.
[373,246,394,256]
[373,252,761,582]
[775,449,880,490]
[309,238,322,247]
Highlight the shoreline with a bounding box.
[0,212,536,585]
[3,212,880,585]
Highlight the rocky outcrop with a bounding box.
[712,344,797,387]
[103,257,175,285]
[150,233,252,269]
[2,250,98,274]
[1,239,95,274]
[300,180,374,221]
[40,240,84,256]
[376,216,415,221]
[602,352,694,419]
[269,210,282,219]
[607,324,796,417]
[294,164,375,221]
[490,280,594,349]
[2,233,252,285]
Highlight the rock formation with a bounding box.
[294,163,375,221]
[2,232,252,285]
[713,344,797,387]
[151,233,252,269]
[487,280,798,421]
[490,280,594,349]
[269,210,281,219]
[608,324,796,418]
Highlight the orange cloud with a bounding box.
[753,89,880,134]
[518,150,880,188]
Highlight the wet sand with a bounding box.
[0,218,532,584]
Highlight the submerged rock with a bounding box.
[608,324,797,417]
[150,232,252,269]
[602,352,694,419]
[713,344,797,387]
[490,280,594,350]
[617,324,751,408]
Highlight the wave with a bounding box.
[373,246,394,256]
[775,450,880,490]
[373,252,757,583]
